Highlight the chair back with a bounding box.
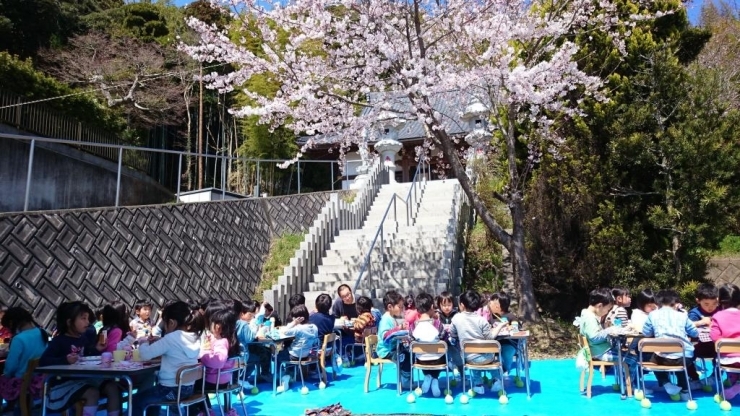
[322,332,337,350]
[716,339,740,355]
[365,334,380,359]
[638,338,685,354]
[461,340,501,355]
[215,357,245,385]
[20,358,40,416]
[410,341,447,355]
[362,327,378,337]
[177,363,205,388]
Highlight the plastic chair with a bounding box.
[143,364,208,416]
[409,341,450,395]
[460,340,506,397]
[319,333,339,384]
[579,335,631,398]
[363,334,395,393]
[279,339,322,389]
[205,357,248,416]
[346,327,377,365]
[715,339,740,403]
[19,358,41,416]
[637,338,692,401]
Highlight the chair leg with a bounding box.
[377,363,383,389]
[622,363,632,397]
[364,361,372,393]
[579,370,585,392]
[600,364,606,379]
[215,390,224,416]
[587,366,595,398]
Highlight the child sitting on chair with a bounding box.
[353,296,376,343]
[376,291,411,389]
[451,289,507,395]
[688,283,720,362]
[710,284,740,398]
[642,289,700,400]
[410,293,446,397]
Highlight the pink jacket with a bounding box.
[710,308,740,359]
[199,337,235,384]
[103,327,123,353]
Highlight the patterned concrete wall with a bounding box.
[0,192,332,329]
[706,257,740,287]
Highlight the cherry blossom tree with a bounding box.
[184,0,664,320]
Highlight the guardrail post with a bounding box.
[380,223,385,265]
[15,97,22,125]
[297,160,301,194]
[331,161,335,191]
[255,160,261,197]
[221,155,226,200]
[176,153,182,203]
[115,147,123,207]
[23,139,35,211]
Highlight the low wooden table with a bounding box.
[36,359,160,416]
[499,330,532,398]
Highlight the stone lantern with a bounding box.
[461,97,492,181]
[373,110,406,184]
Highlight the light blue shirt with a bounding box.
[4,327,47,378]
[376,312,398,358]
[642,306,698,359]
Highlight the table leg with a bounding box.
[522,339,531,399]
[121,375,134,416]
[41,376,50,416]
[396,342,401,395]
[616,340,626,399]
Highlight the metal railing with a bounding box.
[352,159,430,294]
[1,133,346,212]
[0,90,150,173]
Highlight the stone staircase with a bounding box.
[304,179,461,308]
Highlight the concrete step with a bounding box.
[320,251,450,266]
[326,238,452,252]
[316,258,449,276]
[332,228,450,240]
[310,273,451,293]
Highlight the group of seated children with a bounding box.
[374,289,520,398]
[579,283,740,401]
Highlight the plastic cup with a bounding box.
[113,350,126,362]
[132,350,141,362]
[101,352,113,368]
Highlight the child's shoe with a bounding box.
[473,385,485,395]
[421,374,433,394]
[663,382,681,396]
[491,379,503,393]
[679,391,690,402]
[431,378,441,397]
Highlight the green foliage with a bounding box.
[463,220,505,293]
[84,3,171,43]
[257,233,304,301]
[0,52,124,132]
[678,280,702,307]
[717,235,740,255]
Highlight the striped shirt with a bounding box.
[642,306,698,359]
[605,305,630,327]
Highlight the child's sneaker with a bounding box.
[473,385,485,395]
[679,391,690,401]
[663,382,681,396]
[491,379,503,393]
[431,378,441,397]
[421,374,433,394]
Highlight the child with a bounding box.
[96,301,131,353]
[629,289,657,333]
[410,293,445,397]
[642,289,700,399]
[133,301,203,416]
[353,296,376,343]
[376,291,411,389]
[40,301,120,416]
[131,300,153,338]
[404,293,420,327]
[0,307,48,406]
[193,305,240,416]
[579,288,639,392]
[277,304,319,385]
[308,294,336,341]
[710,284,740,398]
[476,291,492,323]
[488,291,518,375]
[605,288,631,327]
[263,303,282,327]
[451,289,507,395]
[0,306,10,341]
[436,291,460,372]
[688,283,720,360]
[93,309,104,333]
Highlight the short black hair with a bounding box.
[719,284,740,309]
[611,288,629,299]
[290,304,310,322]
[405,293,416,309]
[634,289,656,310]
[315,294,332,314]
[382,290,403,310]
[242,300,260,314]
[134,299,153,312]
[356,296,373,314]
[436,291,455,307]
[289,294,305,309]
[336,284,352,295]
[459,290,481,311]
[655,289,680,307]
[415,293,434,314]
[588,288,613,307]
[490,292,511,313]
[695,283,719,301]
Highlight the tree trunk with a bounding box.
[510,196,540,321]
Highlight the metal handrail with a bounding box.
[352,158,429,294]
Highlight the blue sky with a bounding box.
[172,0,710,25]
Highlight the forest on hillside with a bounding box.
[2,0,740,318]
